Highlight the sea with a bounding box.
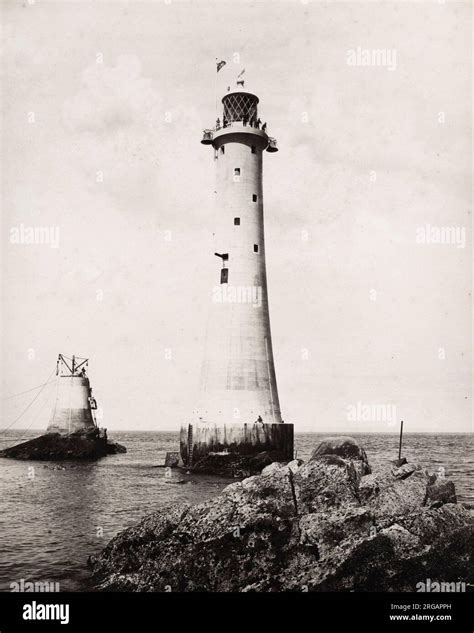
[0,430,472,592]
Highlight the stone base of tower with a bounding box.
[180,422,294,472]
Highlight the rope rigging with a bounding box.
[13,386,56,446]
[0,368,56,434]
[2,379,56,401]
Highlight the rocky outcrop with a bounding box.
[310,436,371,476]
[89,437,472,592]
[0,429,126,460]
[106,440,127,455]
[190,450,289,478]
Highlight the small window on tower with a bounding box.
[220,146,225,155]
[221,268,229,284]
[251,146,256,154]
[234,218,240,226]
[234,168,240,176]
[252,194,258,202]
[253,244,259,253]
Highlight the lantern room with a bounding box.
[222,89,259,124]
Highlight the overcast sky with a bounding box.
[1,0,472,433]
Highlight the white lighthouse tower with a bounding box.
[180,79,293,467]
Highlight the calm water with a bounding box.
[0,431,472,592]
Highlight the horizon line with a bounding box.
[6,428,473,435]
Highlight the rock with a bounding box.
[293,457,361,514]
[359,462,424,511]
[107,441,127,455]
[0,430,126,460]
[191,450,287,478]
[298,507,374,559]
[261,462,287,476]
[391,457,408,467]
[262,459,303,477]
[397,503,470,544]
[378,523,420,558]
[287,459,304,473]
[359,464,458,523]
[367,470,429,521]
[301,522,473,593]
[89,502,190,591]
[311,436,371,476]
[164,452,181,468]
[392,463,419,479]
[426,477,457,507]
[89,436,473,592]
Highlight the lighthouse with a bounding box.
[1,353,126,460]
[47,354,98,435]
[180,79,293,467]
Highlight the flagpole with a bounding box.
[214,58,218,123]
[215,59,227,125]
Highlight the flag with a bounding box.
[216,60,226,73]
